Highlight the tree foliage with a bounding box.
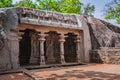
[82,3,95,17]
[0,0,13,8]
[36,0,59,11]
[36,0,83,14]
[14,0,36,8]
[0,0,95,16]
[105,0,120,24]
[36,0,95,15]
[59,0,83,14]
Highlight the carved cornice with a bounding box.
[16,8,82,29]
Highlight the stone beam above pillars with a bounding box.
[75,35,81,63]
[38,32,46,65]
[59,34,66,64]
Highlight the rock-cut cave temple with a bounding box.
[0,8,120,70]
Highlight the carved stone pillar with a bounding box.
[30,32,39,64]
[7,29,20,69]
[59,34,66,64]
[75,35,81,63]
[38,33,46,65]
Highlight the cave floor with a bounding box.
[0,63,120,80]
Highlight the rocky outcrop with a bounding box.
[0,8,19,71]
[85,16,120,49]
[86,16,120,64]
[90,47,120,64]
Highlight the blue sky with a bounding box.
[13,0,120,27]
[80,0,120,27]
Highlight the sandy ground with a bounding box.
[30,64,120,80]
[0,73,33,80]
[1,64,120,80]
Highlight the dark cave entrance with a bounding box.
[19,29,31,66]
[45,31,60,64]
[19,29,39,66]
[64,33,77,63]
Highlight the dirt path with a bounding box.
[30,64,120,80]
[0,73,33,80]
[0,64,120,80]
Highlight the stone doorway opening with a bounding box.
[45,31,60,64]
[19,29,39,66]
[65,33,77,63]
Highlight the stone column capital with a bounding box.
[18,32,24,40]
[59,34,67,43]
[59,34,65,38]
[19,32,24,36]
[18,37,22,41]
[75,35,81,43]
[38,38,46,42]
[38,33,47,42]
[75,39,80,43]
[38,33,46,38]
[59,39,65,43]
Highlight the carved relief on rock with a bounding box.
[45,12,53,21]
[63,14,70,24]
[17,8,79,27]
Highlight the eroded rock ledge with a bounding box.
[90,47,120,64]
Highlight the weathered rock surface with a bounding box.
[0,8,18,30]
[90,47,120,64]
[85,16,120,49]
[86,16,120,64]
[0,8,19,70]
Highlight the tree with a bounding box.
[36,0,83,14]
[14,0,36,8]
[59,0,83,14]
[36,0,60,11]
[105,0,120,24]
[13,0,94,16]
[82,3,95,17]
[0,0,13,8]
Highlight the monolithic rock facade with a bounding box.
[0,7,120,71]
[85,17,120,64]
[86,17,120,49]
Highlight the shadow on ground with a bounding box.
[46,70,120,80]
[0,73,33,80]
